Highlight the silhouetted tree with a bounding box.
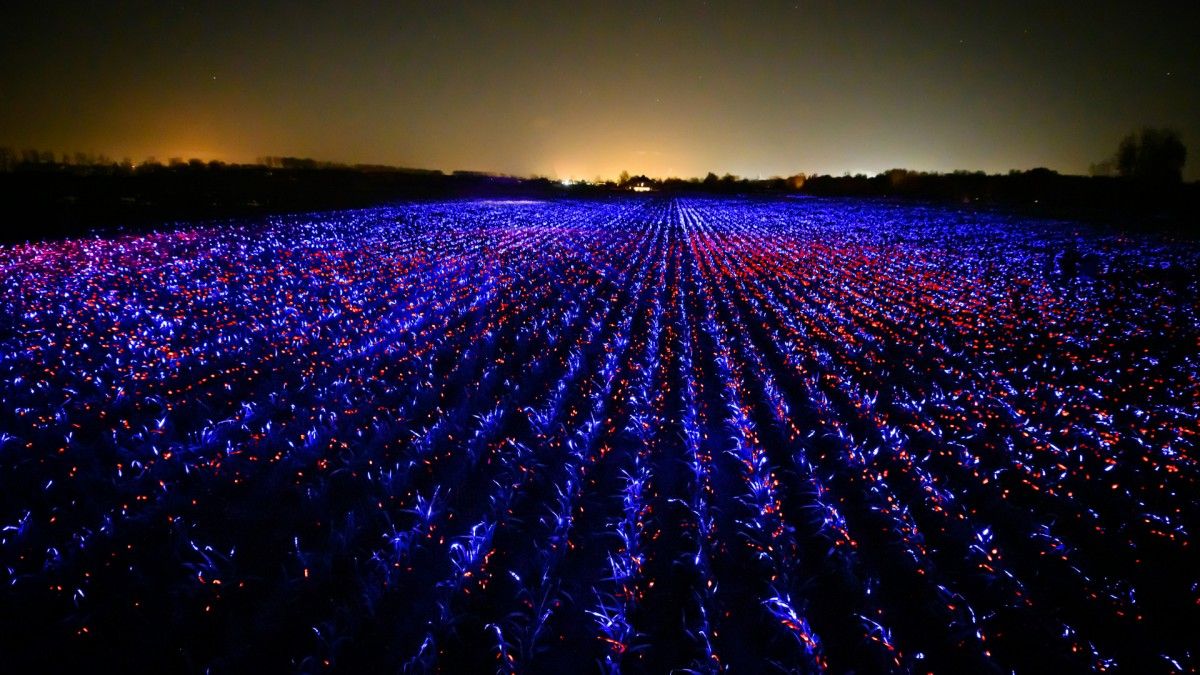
[1113,128,1186,183]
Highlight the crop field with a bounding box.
[0,197,1197,673]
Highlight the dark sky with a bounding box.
[3,1,1197,180]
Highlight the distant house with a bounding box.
[629,178,655,192]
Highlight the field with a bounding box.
[1,197,1197,673]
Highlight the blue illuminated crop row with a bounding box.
[0,197,1196,673]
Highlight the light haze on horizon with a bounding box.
[2,1,1197,180]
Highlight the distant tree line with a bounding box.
[0,128,1193,239]
[1,127,1187,187]
[604,171,808,194]
[0,147,234,173]
[0,148,459,175]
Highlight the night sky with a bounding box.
[2,1,1197,180]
